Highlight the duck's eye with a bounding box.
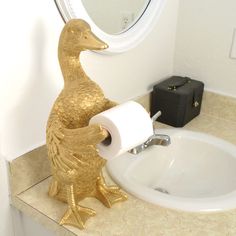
[84,36,88,39]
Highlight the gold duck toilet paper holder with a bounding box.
[46,19,127,230]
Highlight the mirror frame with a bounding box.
[54,0,166,54]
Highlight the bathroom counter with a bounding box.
[10,91,236,236]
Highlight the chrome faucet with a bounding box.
[129,111,171,155]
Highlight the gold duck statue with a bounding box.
[46,19,127,230]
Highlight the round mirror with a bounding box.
[54,0,166,53]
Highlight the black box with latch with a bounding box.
[151,76,204,127]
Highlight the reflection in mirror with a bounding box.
[81,0,150,35]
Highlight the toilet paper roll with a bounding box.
[89,101,153,159]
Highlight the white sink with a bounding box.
[106,129,236,212]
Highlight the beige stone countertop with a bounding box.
[10,91,236,236]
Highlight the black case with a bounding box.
[151,76,204,127]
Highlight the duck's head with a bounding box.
[59,19,108,55]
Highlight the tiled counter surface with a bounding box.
[10,91,236,236]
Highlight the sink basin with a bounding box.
[106,129,236,212]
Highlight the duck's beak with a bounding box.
[85,31,109,51]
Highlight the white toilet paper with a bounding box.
[89,101,153,160]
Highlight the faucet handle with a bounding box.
[151,110,162,122]
[151,111,162,132]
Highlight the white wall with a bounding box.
[0,1,63,161]
[0,0,179,235]
[174,0,236,97]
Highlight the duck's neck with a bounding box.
[59,51,88,88]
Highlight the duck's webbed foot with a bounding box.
[60,204,96,229]
[60,185,96,229]
[95,174,127,208]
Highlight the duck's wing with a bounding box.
[47,123,108,171]
[60,124,108,153]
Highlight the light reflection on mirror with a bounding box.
[81,0,151,35]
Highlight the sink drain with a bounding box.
[154,187,169,194]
